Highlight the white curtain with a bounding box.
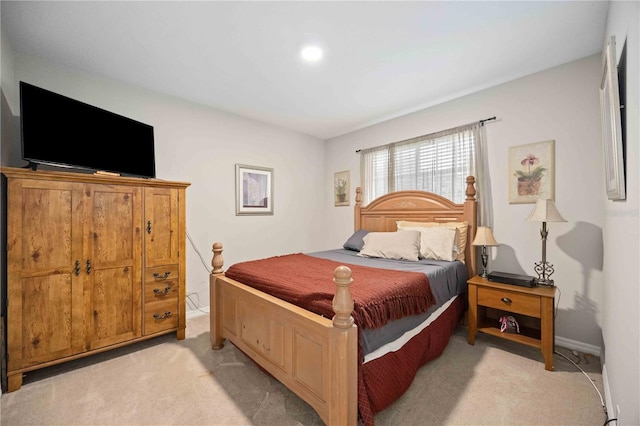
[360,121,492,226]
[473,124,493,227]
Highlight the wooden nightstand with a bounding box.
[467,275,556,370]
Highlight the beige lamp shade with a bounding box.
[527,199,566,222]
[472,226,498,246]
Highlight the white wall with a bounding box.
[601,1,639,424]
[2,50,329,315]
[1,25,19,167]
[325,55,606,351]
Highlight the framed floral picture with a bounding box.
[334,170,349,206]
[508,140,555,204]
[236,164,273,215]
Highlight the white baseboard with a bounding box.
[555,335,601,357]
[186,306,209,319]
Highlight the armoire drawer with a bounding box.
[144,298,179,335]
[144,265,179,284]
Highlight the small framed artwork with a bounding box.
[508,140,555,204]
[235,164,273,215]
[334,170,349,206]
[600,35,626,200]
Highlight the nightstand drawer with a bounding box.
[477,286,540,317]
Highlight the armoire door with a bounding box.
[144,187,180,267]
[84,183,142,349]
[6,178,86,370]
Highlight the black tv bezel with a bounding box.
[19,81,156,179]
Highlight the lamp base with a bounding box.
[480,250,489,278]
[535,278,555,287]
[533,260,555,287]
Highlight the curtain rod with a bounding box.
[479,116,497,126]
[355,116,497,153]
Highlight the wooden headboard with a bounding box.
[354,176,478,278]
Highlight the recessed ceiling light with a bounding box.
[300,45,323,62]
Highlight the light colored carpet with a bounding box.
[1,314,606,425]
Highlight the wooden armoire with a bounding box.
[1,167,189,391]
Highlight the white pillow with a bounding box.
[359,230,421,261]
[397,220,468,263]
[401,226,458,261]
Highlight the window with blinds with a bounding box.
[360,123,478,205]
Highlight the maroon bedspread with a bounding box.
[225,253,435,330]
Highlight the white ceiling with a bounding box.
[2,1,609,139]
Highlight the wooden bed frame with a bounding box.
[209,176,477,425]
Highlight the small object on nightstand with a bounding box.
[499,315,520,333]
[471,226,498,278]
[487,271,536,288]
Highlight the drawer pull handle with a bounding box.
[74,260,80,276]
[147,221,152,234]
[153,286,171,296]
[153,271,171,280]
[501,297,512,304]
[153,311,171,320]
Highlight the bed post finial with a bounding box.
[465,176,476,200]
[355,187,362,207]
[332,266,354,329]
[211,242,224,275]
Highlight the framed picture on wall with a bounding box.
[236,164,273,215]
[508,140,555,204]
[600,35,626,200]
[334,170,349,206]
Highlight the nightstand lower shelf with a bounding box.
[477,324,542,348]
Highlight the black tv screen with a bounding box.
[20,81,156,178]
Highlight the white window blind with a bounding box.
[360,122,481,208]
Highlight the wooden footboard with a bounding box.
[210,243,358,426]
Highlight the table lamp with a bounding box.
[471,226,498,278]
[527,199,566,286]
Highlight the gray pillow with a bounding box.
[343,229,370,251]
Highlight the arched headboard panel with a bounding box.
[354,176,478,278]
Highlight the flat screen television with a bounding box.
[20,81,156,178]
